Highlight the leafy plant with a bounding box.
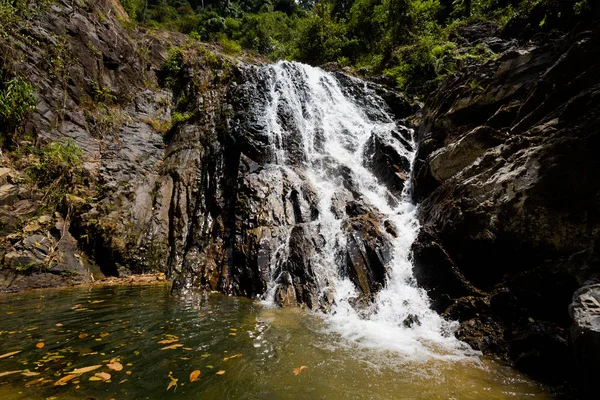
[0,72,37,144]
[28,139,84,193]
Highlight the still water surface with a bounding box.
[0,285,559,399]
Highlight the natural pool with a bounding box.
[0,285,561,399]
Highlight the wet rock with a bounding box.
[403,314,421,328]
[570,284,600,397]
[412,23,600,385]
[364,131,411,196]
[343,214,393,297]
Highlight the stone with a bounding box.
[570,284,600,397]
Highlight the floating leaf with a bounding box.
[54,374,76,386]
[160,344,183,350]
[157,339,178,344]
[0,351,21,359]
[167,371,178,391]
[528,317,535,323]
[229,333,237,336]
[55,323,63,327]
[90,300,105,304]
[70,365,102,374]
[89,376,103,381]
[206,365,214,369]
[22,371,41,377]
[190,370,201,382]
[293,366,308,376]
[35,342,45,349]
[0,370,22,377]
[100,332,109,338]
[78,333,88,339]
[95,372,111,381]
[107,362,123,371]
[223,353,242,362]
[216,370,226,375]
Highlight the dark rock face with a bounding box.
[570,285,600,397]
[412,25,600,385]
[169,61,412,311]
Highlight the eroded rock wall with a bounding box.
[412,23,600,385]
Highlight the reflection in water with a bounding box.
[0,285,557,399]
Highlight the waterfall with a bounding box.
[244,61,472,360]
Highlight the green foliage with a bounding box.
[171,111,193,124]
[0,72,37,144]
[29,139,84,189]
[117,0,597,98]
[160,47,184,88]
[216,33,242,55]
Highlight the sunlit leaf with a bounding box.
[95,372,111,381]
[157,339,178,344]
[223,353,242,362]
[0,351,21,359]
[35,342,45,349]
[160,344,183,350]
[89,376,103,381]
[78,333,88,339]
[55,323,63,327]
[293,366,308,376]
[0,370,22,377]
[90,300,105,304]
[190,370,201,382]
[107,362,123,371]
[206,365,214,369]
[216,370,225,375]
[22,371,40,377]
[70,365,102,374]
[100,332,109,338]
[167,371,178,391]
[54,374,76,386]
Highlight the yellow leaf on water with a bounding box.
[78,333,88,339]
[89,376,103,381]
[229,333,237,336]
[55,323,63,327]
[95,372,111,381]
[189,370,201,382]
[35,342,45,349]
[160,344,183,350]
[54,374,76,386]
[216,370,226,375]
[223,353,242,362]
[21,371,40,377]
[0,370,22,377]
[90,300,105,304]
[157,339,178,344]
[107,362,123,371]
[100,332,109,338]
[293,366,308,376]
[167,371,178,391]
[70,365,102,375]
[0,351,21,359]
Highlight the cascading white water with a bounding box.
[260,61,474,361]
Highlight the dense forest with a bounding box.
[119,0,594,96]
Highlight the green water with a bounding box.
[0,285,562,399]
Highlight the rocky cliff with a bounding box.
[0,0,413,309]
[411,19,600,392]
[0,0,249,289]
